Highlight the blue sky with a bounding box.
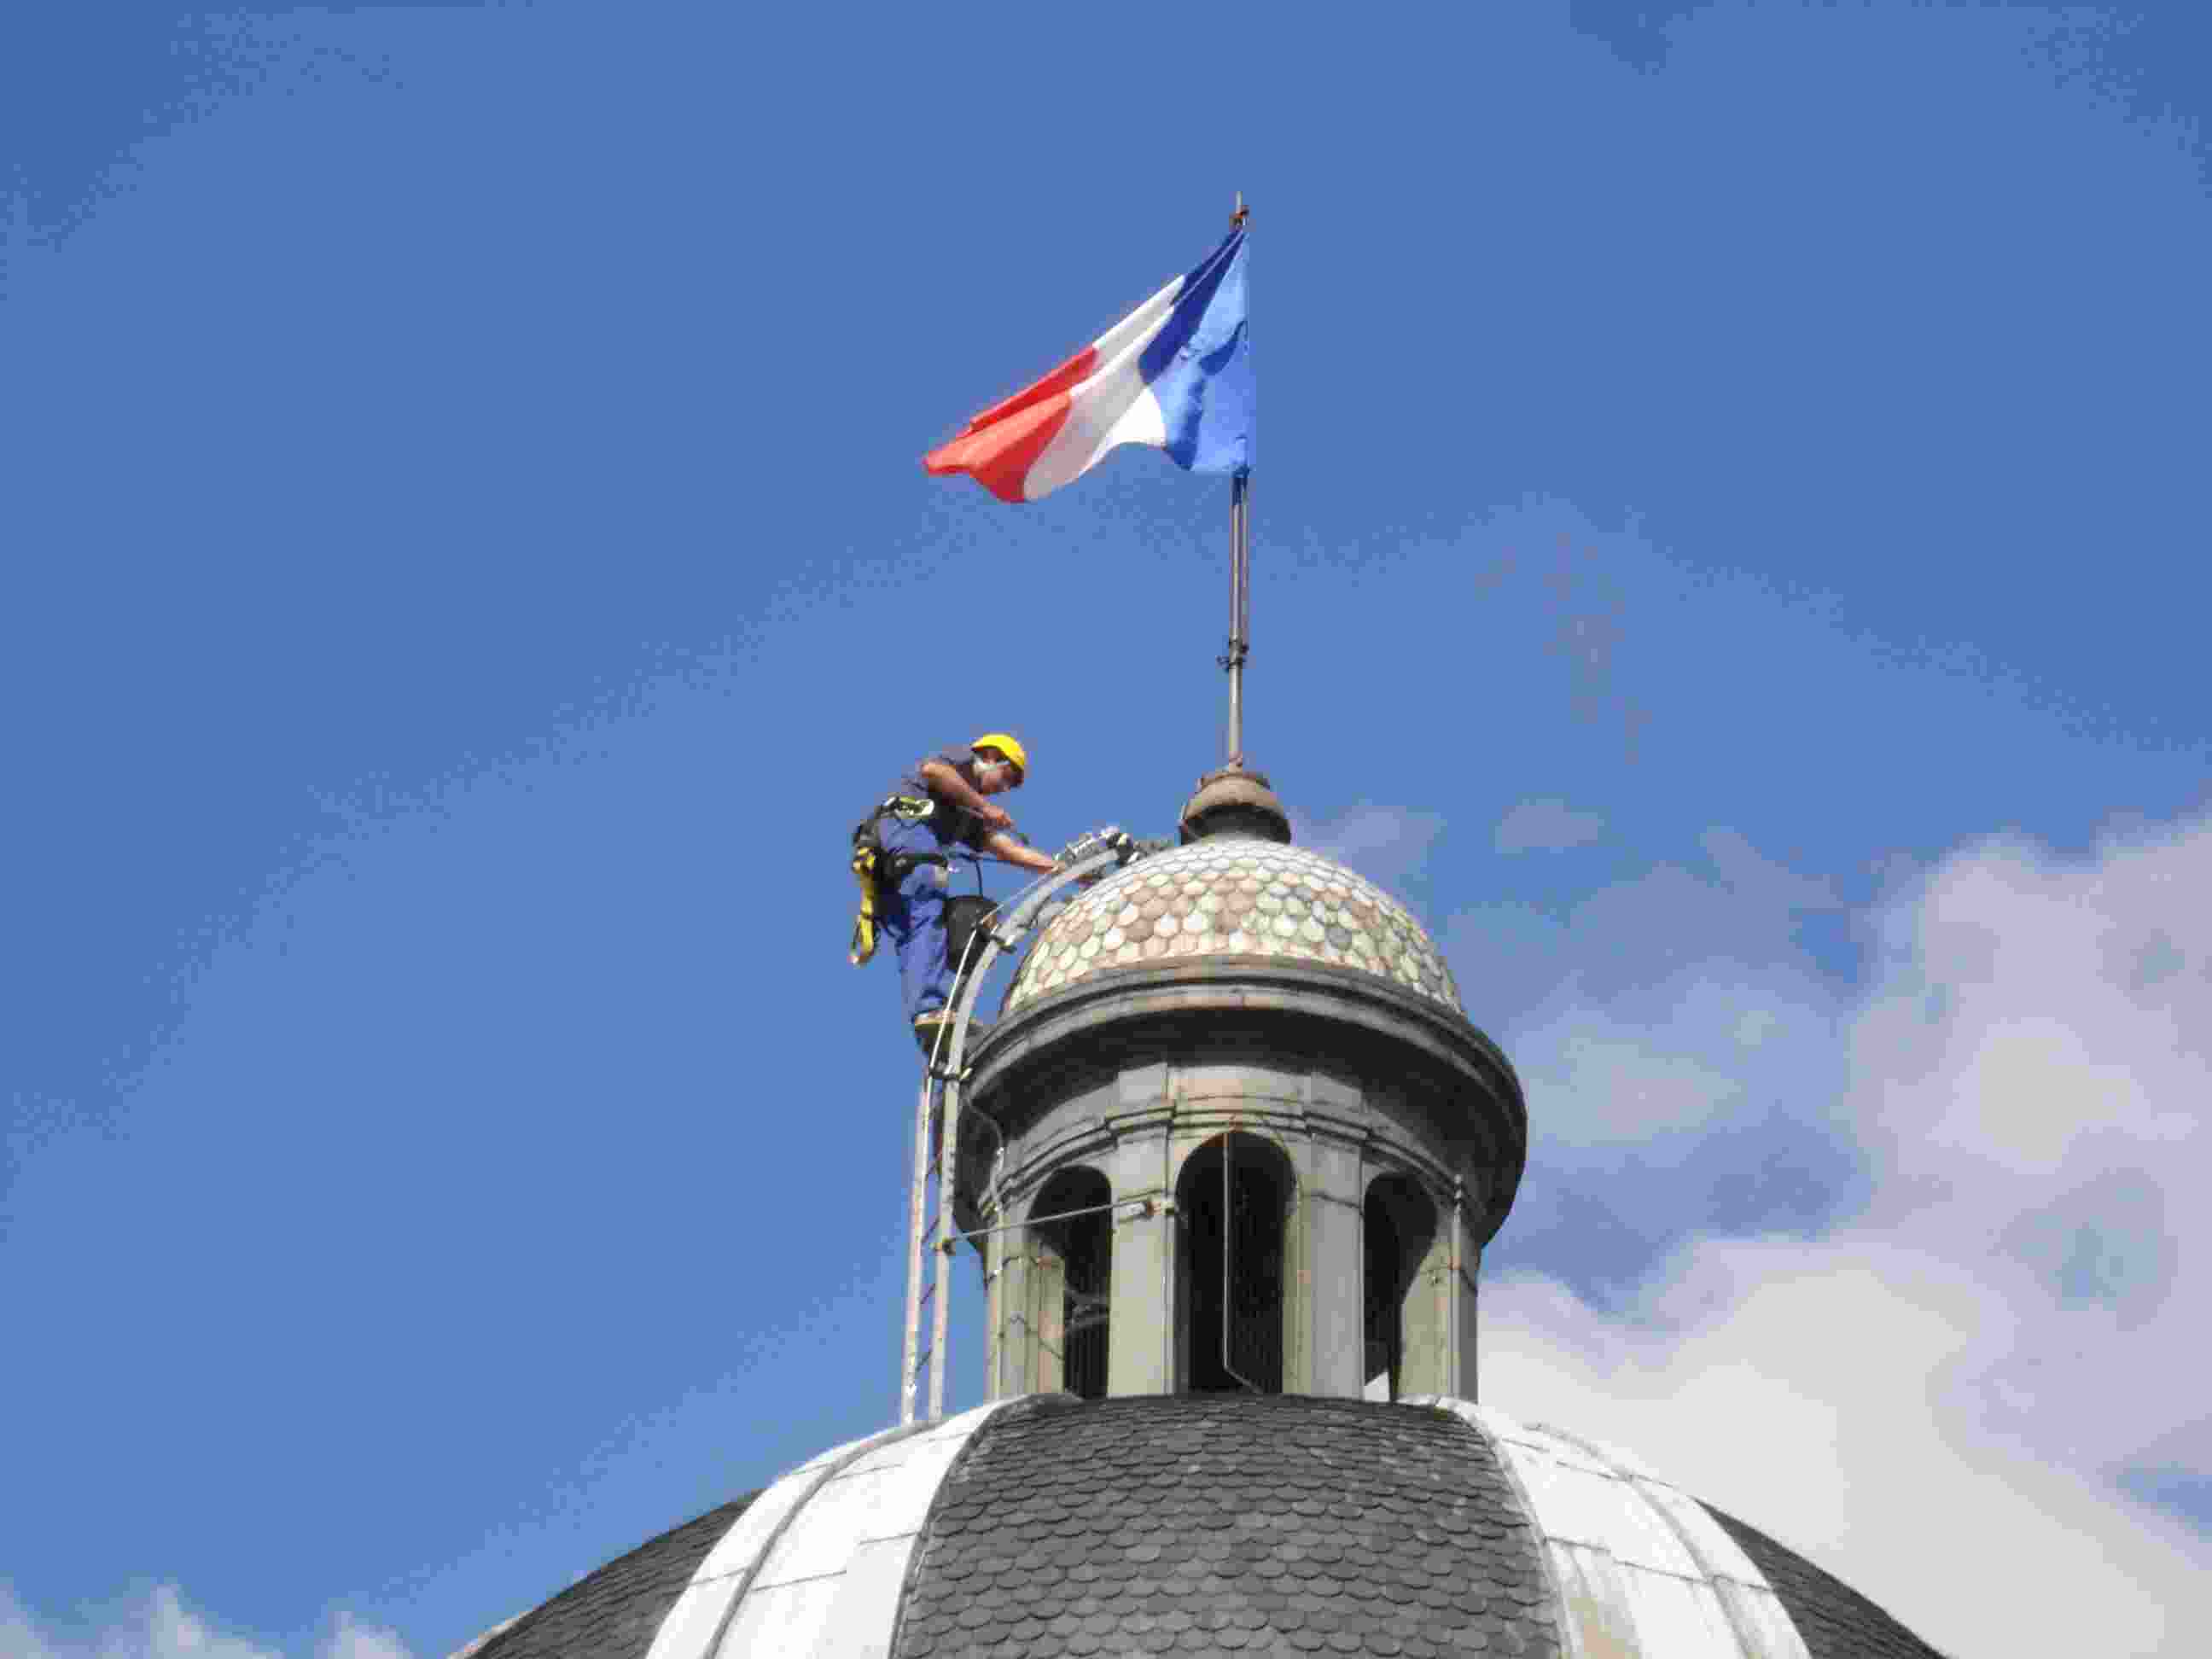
[3,3,2209,1656]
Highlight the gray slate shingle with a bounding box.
[471,1493,757,1659]
[894,1394,1563,1659]
[1700,1504,1950,1659]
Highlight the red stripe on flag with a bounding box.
[959,344,1098,434]
[921,344,1098,502]
[923,393,1073,503]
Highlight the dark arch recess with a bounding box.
[1364,1172,1437,1401]
[1029,1166,1112,1400]
[1177,1132,1294,1394]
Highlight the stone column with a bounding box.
[1298,1097,1366,1400]
[1032,1237,1068,1394]
[1451,1202,1481,1401]
[1102,1063,1174,1396]
[1399,1221,1453,1400]
[990,1219,1033,1400]
[1398,1190,1481,1400]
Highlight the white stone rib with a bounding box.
[640,1399,1028,1659]
[1412,1398,1813,1659]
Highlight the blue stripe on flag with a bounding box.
[1140,229,1254,476]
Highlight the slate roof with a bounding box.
[468,1493,758,1659]
[445,1399,1959,1659]
[1702,1505,1952,1659]
[892,1394,1561,1659]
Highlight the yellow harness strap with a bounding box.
[849,842,882,965]
[848,794,936,967]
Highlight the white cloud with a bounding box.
[318,1616,412,1659]
[1699,826,1839,912]
[0,1586,413,1659]
[1495,796,1605,854]
[1482,1240,2208,1659]
[1290,802,1447,890]
[1855,828,2210,1185]
[1462,813,2212,1655]
[2,1591,54,1659]
[1509,969,1841,1150]
[1446,852,1840,1031]
[1841,824,2212,1484]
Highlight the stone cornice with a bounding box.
[967,958,1528,1240]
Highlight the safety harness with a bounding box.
[848,793,949,965]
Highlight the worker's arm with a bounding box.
[918,759,1010,829]
[982,830,1060,875]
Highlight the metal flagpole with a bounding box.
[1223,193,1251,767]
[1226,473,1249,765]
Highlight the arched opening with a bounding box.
[1030,1167,1111,1400]
[1364,1173,1437,1401]
[1177,1133,1293,1394]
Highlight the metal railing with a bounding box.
[897,826,1165,1424]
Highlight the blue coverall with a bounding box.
[875,814,955,1024]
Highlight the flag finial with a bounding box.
[1231,192,1249,231]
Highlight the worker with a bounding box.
[858,734,1059,1051]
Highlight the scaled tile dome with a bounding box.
[1004,838,1463,1015]
[450,1394,1953,1659]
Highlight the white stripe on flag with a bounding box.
[1023,281,1184,498]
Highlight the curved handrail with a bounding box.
[900,826,1165,1422]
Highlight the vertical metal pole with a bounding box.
[1220,192,1254,770]
[1354,1137,1368,1400]
[1221,1134,1261,1394]
[899,1075,935,1424]
[1225,470,1249,765]
[1451,1179,1469,1401]
[928,1074,959,1420]
[1221,1135,1232,1377]
[1162,1097,1176,1389]
[1240,478,1252,643]
[984,1196,1004,1401]
[1238,471,1252,746]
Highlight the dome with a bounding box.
[451,1394,1946,1659]
[1004,838,1464,1016]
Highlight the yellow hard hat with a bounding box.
[972,732,1028,782]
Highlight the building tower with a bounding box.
[962,763,1517,1411]
[448,765,1953,1659]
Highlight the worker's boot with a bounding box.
[912,1009,956,1058]
[914,1008,992,1063]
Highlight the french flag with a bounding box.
[923,228,1252,504]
